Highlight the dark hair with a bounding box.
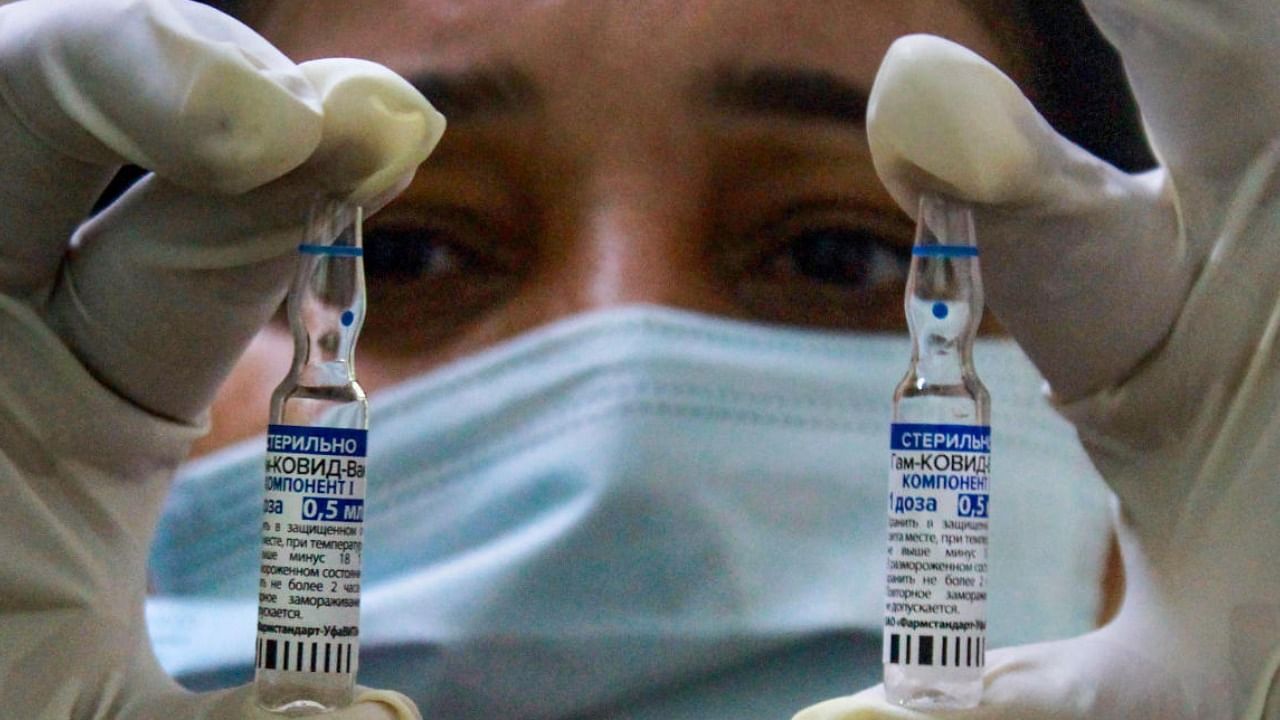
[198,0,243,16]
[1015,0,1154,171]
[964,0,1152,172]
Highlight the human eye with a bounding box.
[359,205,527,353]
[730,202,913,331]
[364,210,505,283]
[768,220,909,291]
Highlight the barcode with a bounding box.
[886,633,984,667]
[256,638,357,674]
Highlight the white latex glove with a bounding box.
[795,1,1280,719]
[0,0,443,718]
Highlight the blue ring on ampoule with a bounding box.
[912,246,978,258]
[299,244,364,257]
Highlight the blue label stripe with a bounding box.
[912,246,978,258]
[267,424,368,456]
[299,244,363,257]
[890,423,990,452]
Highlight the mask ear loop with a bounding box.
[1241,640,1280,719]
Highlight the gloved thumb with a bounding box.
[868,35,1187,401]
[296,59,444,206]
[43,57,444,426]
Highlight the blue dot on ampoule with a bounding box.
[931,302,949,319]
[341,310,355,327]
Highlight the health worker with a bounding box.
[0,1,1275,719]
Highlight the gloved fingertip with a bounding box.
[147,1,326,195]
[169,60,325,196]
[297,58,446,204]
[353,688,423,720]
[344,94,445,205]
[867,34,1045,214]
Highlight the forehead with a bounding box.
[255,0,1006,85]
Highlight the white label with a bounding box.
[884,423,990,674]
[256,424,366,676]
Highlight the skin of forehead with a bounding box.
[250,0,1009,88]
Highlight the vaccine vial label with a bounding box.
[884,423,990,674]
[256,424,366,676]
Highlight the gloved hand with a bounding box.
[795,1,1280,718]
[0,0,443,718]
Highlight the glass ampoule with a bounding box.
[255,201,368,715]
[883,194,991,709]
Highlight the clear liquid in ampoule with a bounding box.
[883,194,991,710]
[254,201,368,715]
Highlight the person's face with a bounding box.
[196,0,1008,456]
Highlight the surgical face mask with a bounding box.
[148,305,1112,719]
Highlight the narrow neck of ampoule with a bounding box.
[288,202,366,390]
[905,194,982,386]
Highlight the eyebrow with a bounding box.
[407,65,540,122]
[706,65,869,125]
[407,63,869,126]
